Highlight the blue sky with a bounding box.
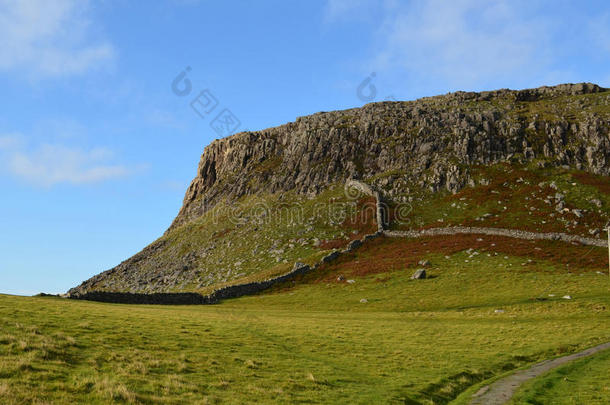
[1,0,609,295]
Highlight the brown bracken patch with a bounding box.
[297,234,607,286]
[572,172,610,195]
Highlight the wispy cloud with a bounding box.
[0,134,22,149]
[0,0,115,78]
[328,0,607,92]
[323,0,378,23]
[0,135,142,187]
[374,0,551,89]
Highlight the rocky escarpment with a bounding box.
[69,83,610,297]
[172,83,610,229]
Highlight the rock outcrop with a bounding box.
[171,83,609,229]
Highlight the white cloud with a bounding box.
[0,137,140,187]
[323,0,374,23]
[326,0,610,93]
[371,0,551,89]
[0,0,114,77]
[0,134,22,149]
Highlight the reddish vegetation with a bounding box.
[319,197,378,250]
[573,172,610,195]
[399,165,609,236]
[299,234,607,285]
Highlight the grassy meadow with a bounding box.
[2,234,610,404]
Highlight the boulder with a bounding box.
[410,269,427,280]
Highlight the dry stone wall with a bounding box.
[70,179,606,305]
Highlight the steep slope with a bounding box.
[68,83,610,296]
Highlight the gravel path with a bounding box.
[469,342,610,404]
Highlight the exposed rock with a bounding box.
[411,269,427,280]
[170,83,610,231]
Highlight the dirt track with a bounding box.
[469,342,610,404]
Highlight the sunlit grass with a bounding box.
[2,239,610,403]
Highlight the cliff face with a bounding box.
[171,83,610,229]
[69,83,610,296]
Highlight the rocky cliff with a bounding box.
[171,83,610,229]
[69,83,610,296]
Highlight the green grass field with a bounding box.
[2,235,610,404]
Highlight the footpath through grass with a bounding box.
[509,346,610,404]
[2,240,610,404]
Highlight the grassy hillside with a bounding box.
[77,186,378,294]
[78,162,610,296]
[386,164,609,237]
[3,234,610,404]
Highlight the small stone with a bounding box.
[410,269,427,280]
[572,209,583,218]
[347,279,356,284]
[359,298,368,303]
[562,295,572,300]
[494,309,505,314]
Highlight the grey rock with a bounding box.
[411,269,427,280]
